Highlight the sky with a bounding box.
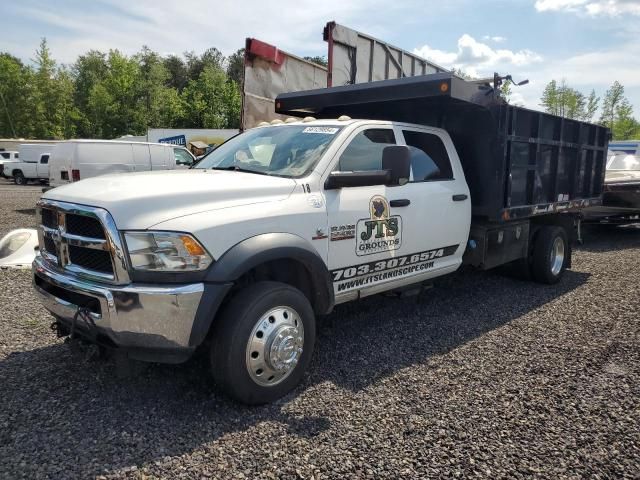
[1,0,639,115]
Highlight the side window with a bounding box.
[0,152,8,159]
[338,128,396,172]
[40,155,49,164]
[174,148,193,166]
[403,130,453,181]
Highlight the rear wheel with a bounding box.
[210,281,316,405]
[13,171,25,185]
[531,226,568,284]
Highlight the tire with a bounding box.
[210,281,316,405]
[13,171,25,185]
[531,226,568,284]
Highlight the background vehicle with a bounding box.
[32,73,608,405]
[0,150,19,178]
[608,140,640,156]
[5,144,55,185]
[48,140,195,188]
[0,229,39,269]
[584,153,640,224]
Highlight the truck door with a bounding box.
[325,126,413,299]
[132,144,151,171]
[149,144,171,170]
[38,154,50,178]
[326,125,470,300]
[395,127,471,272]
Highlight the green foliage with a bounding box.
[226,49,245,88]
[0,39,244,139]
[303,55,328,68]
[540,79,640,139]
[600,81,640,140]
[540,79,599,121]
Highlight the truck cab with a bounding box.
[0,150,19,178]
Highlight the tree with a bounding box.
[32,38,62,138]
[226,48,245,88]
[0,53,35,137]
[182,65,241,129]
[304,55,328,68]
[600,81,639,139]
[540,79,596,121]
[584,89,599,122]
[164,54,189,91]
[73,50,109,137]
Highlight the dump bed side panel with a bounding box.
[498,105,608,220]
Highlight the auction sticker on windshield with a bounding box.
[302,127,339,134]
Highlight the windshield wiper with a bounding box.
[210,165,271,176]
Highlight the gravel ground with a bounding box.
[0,180,638,479]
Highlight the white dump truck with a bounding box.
[32,73,608,404]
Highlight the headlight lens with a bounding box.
[124,231,212,272]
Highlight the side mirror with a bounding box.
[382,145,411,186]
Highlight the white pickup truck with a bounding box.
[5,144,56,185]
[0,150,19,178]
[32,75,607,404]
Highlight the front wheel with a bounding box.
[531,226,568,284]
[13,171,25,185]
[210,281,316,405]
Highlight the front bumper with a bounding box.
[33,255,209,363]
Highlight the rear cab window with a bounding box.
[401,129,453,182]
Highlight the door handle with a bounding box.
[390,199,411,207]
[452,194,468,202]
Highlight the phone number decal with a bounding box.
[331,245,459,282]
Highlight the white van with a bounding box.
[48,140,196,187]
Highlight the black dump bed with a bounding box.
[275,73,609,222]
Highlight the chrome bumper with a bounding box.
[33,255,204,352]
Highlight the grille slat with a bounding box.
[69,246,113,274]
[66,214,105,239]
[44,237,57,255]
[41,208,58,229]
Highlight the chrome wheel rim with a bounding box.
[245,306,304,387]
[550,236,565,276]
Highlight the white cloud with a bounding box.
[4,0,394,64]
[534,0,640,16]
[482,35,507,43]
[413,34,542,79]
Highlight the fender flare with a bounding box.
[206,233,334,314]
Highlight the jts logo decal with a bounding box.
[356,196,402,256]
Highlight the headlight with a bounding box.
[124,231,212,272]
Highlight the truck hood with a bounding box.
[44,169,297,229]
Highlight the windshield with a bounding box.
[608,154,640,171]
[194,125,343,178]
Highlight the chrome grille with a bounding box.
[69,245,113,274]
[36,199,130,284]
[66,214,105,239]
